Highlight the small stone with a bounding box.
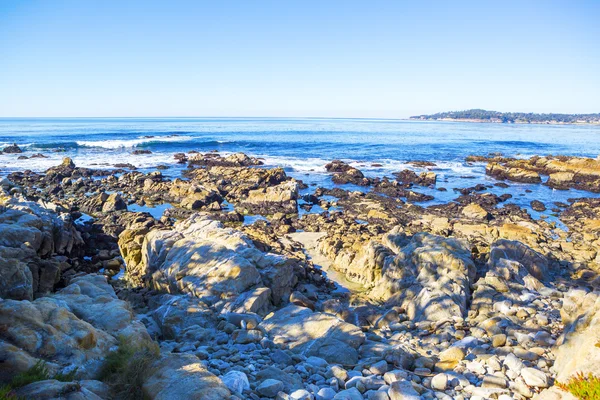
[439,346,465,363]
[333,387,363,400]
[481,375,508,389]
[330,365,349,383]
[271,349,294,366]
[388,380,420,400]
[370,360,388,375]
[383,370,408,385]
[492,334,507,348]
[257,379,285,398]
[503,353,524,373]
[307,356,329,369]
[369,391,390,400]
[290,389,312,400]
[316,387,337,400]
[221,371,250,394]
[430,373,448,391]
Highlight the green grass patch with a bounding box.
[557,372,600,400]
[99,336,160,400]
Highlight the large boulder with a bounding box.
[377,232,476,322]
[0,247,35,300]
[2,197,83,256]
[133,214,296,305]
[0,274,149,382]
[553,290,600,382]
[259,305,365,365]
[148,294,216,341]
[487,239,549,282]
[328,230,476,323]
[0,199,84,300]
[142,353,230,400]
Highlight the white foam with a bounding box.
[259,155,330,173]
[76,135,197,149]
[0,151,181,174]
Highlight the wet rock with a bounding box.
[486,163,541,183]
[2,143,22,153]
[531,200,546,212]
[102,193,127,213]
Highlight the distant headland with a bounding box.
[410,109,600,125]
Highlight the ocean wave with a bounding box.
[75,135,198,149]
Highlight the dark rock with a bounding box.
[2,143,22,153]
[531,200,546,212]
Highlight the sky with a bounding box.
[0,0,599,118]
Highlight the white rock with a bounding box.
[430,373,448,391]
[333,387,363,400]
[221,371,250,394]
[291,389,314,400]
[388,380,420,400]
[521,367,549,388]
[316,387,337,400]
[503,353,524,373]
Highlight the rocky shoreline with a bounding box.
[1,151,599,400]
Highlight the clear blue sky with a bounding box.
[0,0,598,118]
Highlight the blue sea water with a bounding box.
[1,117,599,223]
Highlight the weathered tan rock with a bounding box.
[242,180,299,215]
[462,203,490,220]
[546,172,575,188]
[0,274,149,381]
[486,163,541,183]
[374,231,476,322]
[101,193,127,213]
[488,239,549,282]
[135,214,296,304]
[553,291,600,382]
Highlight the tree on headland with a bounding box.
[410,109,600,124]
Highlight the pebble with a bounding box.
[431,373,448,391]
[257,378,284,398]
[370,360,388,375]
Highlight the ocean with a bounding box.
[1,117,599,224]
